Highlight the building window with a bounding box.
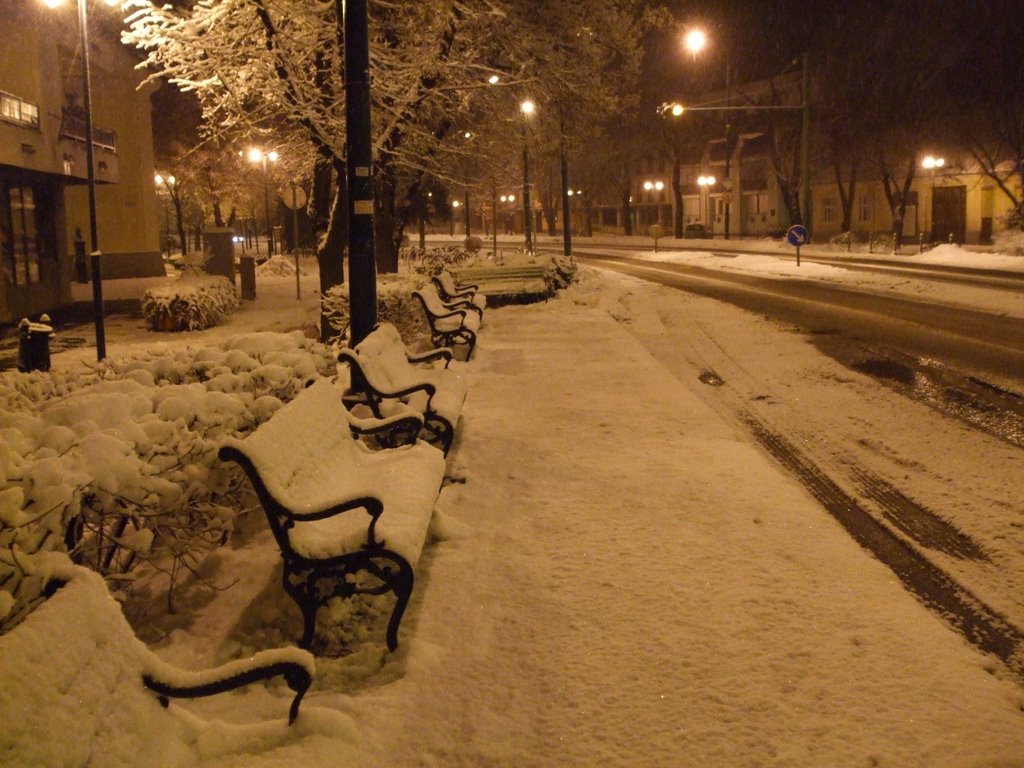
[0,91,40,128]
[1,181,42,286]
[822,196,835,224]
[858,193,873,223]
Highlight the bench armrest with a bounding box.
[406,346,453,367]
[142,647,315,725]
[346,408,424,446]
[339,349,439,401]
[218,445,386,544]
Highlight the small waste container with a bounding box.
[239,255,256,300]
[17,315,53,372]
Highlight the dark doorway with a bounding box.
[932,185,966,244]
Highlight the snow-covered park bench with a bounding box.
[217,378,446,652]
[451,264,551,303]
[338,322,467,456]
[412,284,480,360]
[431,270,487,316]
[0,564,315,766]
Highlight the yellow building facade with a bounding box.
[0,0,160,325]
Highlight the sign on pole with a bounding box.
[786,224,809,266]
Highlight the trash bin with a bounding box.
[239,255,256,301]
[17,315,53,373]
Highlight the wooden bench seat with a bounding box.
[452,264,551,302]
[339,322,467,455]
[413,284,481,360]
[218,378,446,652]
[0,563,315,766]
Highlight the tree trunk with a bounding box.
[313,158,347,341]
[374,164,400,274]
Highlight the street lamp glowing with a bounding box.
[671,103,684,117]
[643,180,664,192]
[520,99,535,116]
[488,75,500,85]
[684,28,707,56]
[922,155,945,170]
[698,175,716,186]
[452,199,461,208]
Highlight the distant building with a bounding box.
[0,0,161,325]
[596,72,1022,247]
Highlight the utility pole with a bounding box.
[800,51,812,237]
[344,0,376,345]
[560,130,572,257]
[723,59,731,240]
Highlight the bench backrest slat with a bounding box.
[351,323,418,392]
[222,380,364,510]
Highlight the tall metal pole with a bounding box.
[344,0,377,345]
[723,58,731,241]
[262,159,273,256]
[522,137,533,252]
[78,0,105,360]
[560,139,572,257]
[800,51,812,236]
[464,190,471,237]
[491,177,498,258]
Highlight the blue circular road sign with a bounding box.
[786,224,809,247]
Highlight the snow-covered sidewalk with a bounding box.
[152,275,1024,767]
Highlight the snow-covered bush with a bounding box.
[0,332,337,627]
[406,244,473,276]
[321,273,430,342]
[830,231,853,250]
[256,254,307,277]
[993,226,1024,257]
[141,274,239,332]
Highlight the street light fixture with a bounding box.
[247,147,279,255]
[520,99,535,252]
[683,28,707,58]
[42,0,118,360]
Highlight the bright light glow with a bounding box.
[508,194,516,202]
[463,131,473,139]
[671,103,685,117]
[488,75,500,85]
[644,180,664,192]
[452,200,461,208]
[698,175,716,186]
[922,155,945,170]
[154,173,163,185]
[644,181,653,191]
[684,28,707,55]
[247,148,263,163]
[40,0,64,8]
[267,150,279,162]
[500,195,508,202]
[520,100,535,115]
[567,190,574,196]
[656,181,664,191]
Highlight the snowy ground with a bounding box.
[7,243,1024,766]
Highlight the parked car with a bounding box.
[683,222,712,239]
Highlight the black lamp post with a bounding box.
[521,100,535,252]
[44,0,115,359]
[247,148,279,255]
